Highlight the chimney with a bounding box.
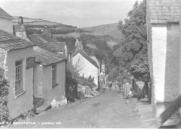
[75,38,83,50]
[13,16,29,41]
[18,16,24,25]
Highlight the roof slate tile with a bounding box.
[0,30,34,51]
[28,34,65,55]
[148,0,180,23]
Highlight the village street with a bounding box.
[11,91,154,128]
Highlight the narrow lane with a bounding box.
[12,91,145,128]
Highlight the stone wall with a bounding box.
[0,48,7,77]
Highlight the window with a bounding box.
[26,57,35,69]
[15,60,24,96]
[52,64,57,88]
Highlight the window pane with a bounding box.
[15,60,23,95]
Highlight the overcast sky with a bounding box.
[0,0,142,27]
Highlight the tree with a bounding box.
[79,33,114,74]
[114,0,148,81]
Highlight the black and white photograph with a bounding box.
[0,0,180,128]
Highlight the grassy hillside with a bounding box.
[13,16,77,35]
[13,16,76,27]
[82,23,124,43]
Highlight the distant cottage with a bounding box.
[71,39,99,89]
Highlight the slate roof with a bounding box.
[33,47,65,66]
[28,34,65,54]
[0,30,34,51]
[148,0,180,23]
[0,8,13,20]
[71,49,99,68]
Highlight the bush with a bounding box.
[65,63,78,102]
[0,78,9,125]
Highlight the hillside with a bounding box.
[13,16,77,35]
[82,23,124,43]
[13,16,76,28]
[18,17,121,72]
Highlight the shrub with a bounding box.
[0,77,9,125]
[65,63,78,102]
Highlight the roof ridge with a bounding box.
[72,49,99,68]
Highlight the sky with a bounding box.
[0,0,142,27]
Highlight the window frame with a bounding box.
[52,64,57,88]
[15,60,25,97]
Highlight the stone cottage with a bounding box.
[12,17,67,111]
[0,10,67,118]
[147,0,180,119]
[0,30,35,118]
[0,29,67,119]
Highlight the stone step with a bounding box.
[35,102,51,114]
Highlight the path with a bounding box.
[11,91,152,128]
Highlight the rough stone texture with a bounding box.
[148,0,180,23]
[0,48,7,76]
[0,30,33,51]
